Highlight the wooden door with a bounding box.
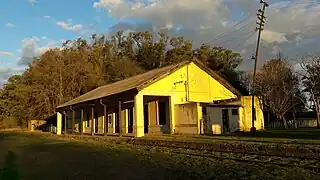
[222,109,230,133]
[128,107,134,133]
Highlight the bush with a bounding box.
[0,117,18,130]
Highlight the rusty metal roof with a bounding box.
[56,61,189,109]
[56,59,241,109]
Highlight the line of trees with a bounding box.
[253,54,320,128]
[0,31,319,129]
[0,31,246,128]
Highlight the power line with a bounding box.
[215,29,256,47]
[204,15,255,45]
[233,31,257,51]
[204,0,319,47]
[212,22,255,45]
[268,0,319,12]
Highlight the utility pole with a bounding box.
[251,0,269,133]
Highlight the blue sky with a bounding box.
[0,0,320,84]
[0,0,117,69]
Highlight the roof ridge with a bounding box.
[56,60,189,109]
[56,59,241,109]
[92,61,189,91]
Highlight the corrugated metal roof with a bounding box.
[56,59,241,109]
[56,61,189,109]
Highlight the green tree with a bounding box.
[0,75,31,128]
[0,30,248,126]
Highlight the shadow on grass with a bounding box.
[18,137,317,180]
[0,131,318,180]
[20,142,213,180]
[0,151,21,180]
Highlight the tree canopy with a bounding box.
[0,31,245,128]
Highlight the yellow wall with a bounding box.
[140,62,237,104]
[239,96,264,131]
[174,102,198,134]
[28,120,46,131]
[187,63,237,102]
[135,62,238,137]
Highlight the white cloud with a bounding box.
[28,0,36,5]
[0,51,14,57]
[262,30,288,43]
[0,67,25,81]
[56,21,84,31]
[43,16,51,19]
[95,0,320,68]
[18,37,62,65]
[93,0,122,9]
[5,23,15,28]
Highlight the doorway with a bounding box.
[144,104,149,133]
[222,109,230,133]
[128,107,134,133]
[158,101,167,125]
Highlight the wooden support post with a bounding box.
[57,112,62,135]
[91,107,94,136]
[72,108,75,135]
[63,111,67,135]
[80,109,84,135]
[104,105,108,136]
[100,99,108,136]
[118,101,122,137]
[169,97,175,135]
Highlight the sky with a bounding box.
[0,0,320,84]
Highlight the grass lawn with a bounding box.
[0,131,319,180]
[143,128,320,145]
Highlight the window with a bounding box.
[232,109,239,116]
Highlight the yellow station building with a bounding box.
[56,59,264,137]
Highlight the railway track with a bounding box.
[128,139,320,160]
[57,134,320,171]
[128,140,320,172]
[168,150,320,172]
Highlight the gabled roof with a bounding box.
[57,59,241,109]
